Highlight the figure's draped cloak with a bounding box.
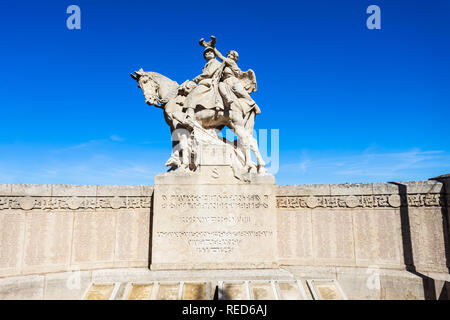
[185,59,222,111]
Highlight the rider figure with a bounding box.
[213,47,260,116]
[185,47,223,119]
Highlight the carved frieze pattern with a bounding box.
[0,193,445,211]
[0,196,151,211]
[276,193,446,209]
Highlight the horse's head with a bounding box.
[130,69,161,106]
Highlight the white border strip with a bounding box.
[273,280,308,300]
[247,280,278,300]
[306,279,348,300]
[151,281,182,300]
[82,282,120,300]
[122,282,155,300]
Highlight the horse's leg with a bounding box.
[177,128,191,170]
[228,110,255,172]
[166,126,181,170]
[249,135,267,173]
[165,103,194,171]
[230,109,268,173]
[244,110,255,134]
[243,111,264,165]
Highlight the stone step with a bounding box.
[82,279,347,300]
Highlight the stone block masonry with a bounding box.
[0,178,448,277]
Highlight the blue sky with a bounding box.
[0,0,449,185]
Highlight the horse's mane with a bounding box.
[143,71,179,103]
[146,72,178,87]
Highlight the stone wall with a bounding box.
[276,180,449,273]
[0,185,152,278]
[0,179,448,278]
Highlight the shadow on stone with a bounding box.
[429,174,450,274]
[148,189,154,269]
[390,182,438,300]
[438,281,450,300]
[213,285,220,300]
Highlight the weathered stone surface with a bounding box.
[141,185,154,197]
[52,184,96,197]
[353,209,403,268]
[330,183,373,196]
[433,280,450,300]
[96,185,142,197]
[182,282,208,300]
[336,267,381,300]
[112,282,128,300]
[90,267,292,284]
[282,265,337,279]
[0,185,11,196]
[0,211,25,277]
[372,182,401,195]
[127,283,154,300]
[0,275,44,300]
[156,283,180,300]
[277,209,313,265]
[401,180,443,194]
[277,184,331,196]
[114,210,150,268]
[380,273,424,300]
[221,282,248,300]
[84,284,115,300]
[22,211,73,274]
[307,279,347,300]
[44,271,92,300]
[311,209,355,266]
[11,184,51,196]
[0,177,448,282]
[409,207,448,272]
[249,281,275,300]
[0,266,448,300]
[151,170,277,270]
[276,281,306,300]
[91,268,154,283]
[71,211,116,269]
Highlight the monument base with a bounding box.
[151,166,278,270]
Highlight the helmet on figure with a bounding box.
[203,47,215,59]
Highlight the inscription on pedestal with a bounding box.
[151,172,277,270]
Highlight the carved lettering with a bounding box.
[161,193,268,210]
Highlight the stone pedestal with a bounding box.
[151,165,278,270]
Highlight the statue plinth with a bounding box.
[151,166,278,270]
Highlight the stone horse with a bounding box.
[130,69,266,174]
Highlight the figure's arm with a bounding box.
[193,70,211,83]
[213,47,226,62]
[213,47,241,76]
[193,74,203,83]
[193,70,212,83]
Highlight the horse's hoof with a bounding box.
[165,157,180,168]
[177,164,191,172]
[258,166,268,175]
[245,163,257,173]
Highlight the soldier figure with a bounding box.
[184,47,223,118]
